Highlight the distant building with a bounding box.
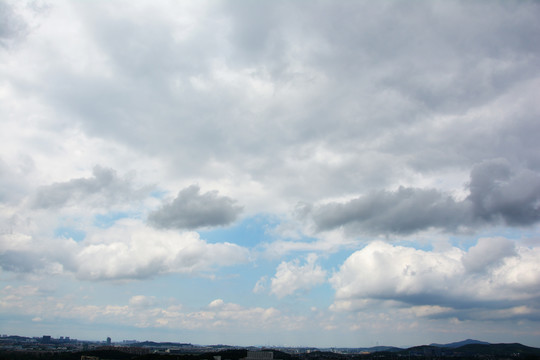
[42,335,51,343]
[106,337,111,345]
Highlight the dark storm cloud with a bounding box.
[148,185,242,230]
[308,159,540,235]
[306,187,467,235]
[468,159,540,225]
[32,166,145,209]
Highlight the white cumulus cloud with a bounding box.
[271,253,327,298]
[75,220,249,280]
[330,240,540,321]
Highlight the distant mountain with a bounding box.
[455,343,540,356]
[0,335,32,342]
[429,339,490,348]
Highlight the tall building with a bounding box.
[106,337,111,345]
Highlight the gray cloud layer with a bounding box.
[468,159,540,225]
[306,159,540,235]
[0,0,26,48]
[32,166,145,209]
[148,185,242,230]
[8,1,538,205]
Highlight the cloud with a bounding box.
[330,242,464,309]
[468,159,540,225]
[252,276,267,294]
[148,185,242,230]
[208,298,224,308]
[0,220,249,280]
[0,232,77,275]
[305,187,467,235]
[270,253,326,298]
[129,295,157,309]
[1,0,540,346]
[3,0,540,212]
[75,220,249,280]
[0,288,296,333]
[0,156,33,204]
[0,0,27,48]
[330,239,540,321]
[261,227,357,259]
[462,237,516,273]
[32,166,147,209]
[303,159,540,236]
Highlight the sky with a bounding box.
[1,0,540,349]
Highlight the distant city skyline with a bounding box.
[0,334,523,349]
[1,0,540,349]
[2,335,540,360]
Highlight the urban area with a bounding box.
[1,335,540,360]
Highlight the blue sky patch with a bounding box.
[54,226,86,242]
[94,211,133,228]
[198,214,280,246]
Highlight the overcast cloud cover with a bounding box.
[1,0,540,348]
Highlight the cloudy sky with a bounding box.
[1,0,540,348]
